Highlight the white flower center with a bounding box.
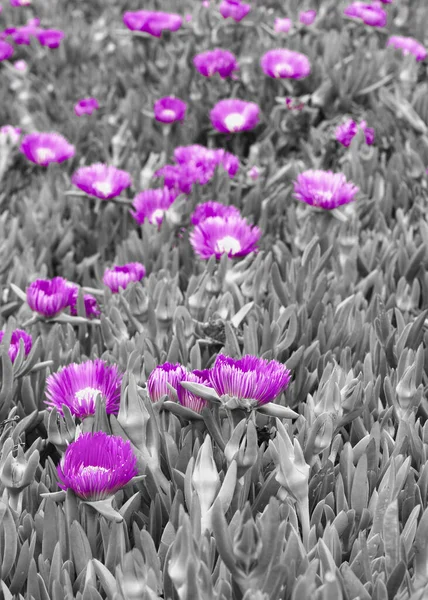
[36,147,56,164]
[79,465,110,476]
[75,386,103,404]
[274,62,293,77]
[224,113,246,132]
[160,109,177,121]
[216,235,241,255]
[92,180,113,197]
[150,208,166,224]
[314,190,334,205]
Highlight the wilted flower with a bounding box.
[26,277,76,318]
[274,17,292,33]
[20,132,75,166]
[260,49,311,79]
[146,362,187,402]
[71,164,132,199]
[344,2,387,27]
[299,10,316,25]
[219,0,251,21]
[45,359,122,419]
[193,48,239,78]
[293,170,359,209]
[191,201,240,225]
[153,96,187,124]
[0,125,21,145]
[123,10,182,37]
[387,36,427,62]
[74,97,99,116]
[335,119,375,147]
[210,99,260,134]
[0,40,14,61]
[190,215,261,259]
[131,187,178,226]
[0,329,32,362]
[209,354,291,409]
[177,370,212,413]
[57,431,138,500]
[37,29,65,48]
[103,263,146,293]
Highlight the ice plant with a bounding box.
[343,2,387,27]
[191,201,240,225]
[293,170,359,209]
[387,36,427,62]
[45,359,122,419]
[219,0,251,21]
[74,97,99,116]
[26,277,76,318]
[57,432,138,501]
[335,119,375,147]
[2,19,40,45]
[68,288,101,319]
[123,10,182,37]
[37,29,65,48]
[299,10,316,25]
[20,132,75,166]
[210,99,260,134]
[274,18,292,33]
[190,215,261,259]
[71,164,132,200]
[131,187,178,226]
[177,370,212,413]
[260,49,311,79]
[0,329,32,362]
[209,354,291,410]
[0,40,14,61]
[103,263,146,293]
[146,362,187,402]
[0,125,21,145]
[10,0,32,5]
[153,96,187,124]
[193,48,239,78]
[14,59,27,72]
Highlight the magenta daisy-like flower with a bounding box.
[123,10,182,37]
[71,164,132,200]
[57,432,138,501]
[153,96,187,124]
[147,362,188,402]
[260,49,311,80]
[0,125,21,145]
[210,99,260,134]
[209,354,291,409]
[10,0,32,5]
[26,277,76,318]
[293,170,359,209]
[344,2,387,27]
[191,201,240,226]
[0,329,32,363]
[219,0,251,21]
[20,132,75,166]
[335,119,374,147]
[103,263,146,293]
[37,29,65,48]
[387,36,427,62]
[45,359,122,419]
[74,97,99,117]
[0,40,14,61]
[177,370,212,413]
[274,18,292,33]
[299,10,316,25]
[3,19,40,45]
[193,48,239,78]
[131,187,178,226]
[190,215,261,259]
[68,288,101,319]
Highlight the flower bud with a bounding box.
[232,507,263,573]
[396,364,423,416]
[224,420,258,479]
[47,405,76,453]
[271,419,309,503]
[192,435,220,517]
[1,443,39,492]
[117,375,150,451]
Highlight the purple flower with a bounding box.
[14,59,28,72]
[74,97,99,117]
[45,359,122,419]
[344,2,387,27]
[191,201,240,225]
[20,132,75,166]
[26,277,77,318]
[335,119,374,147]
[209,354,291,409]
[190,215,261,259]
[193,48,239,78]
[248,166,260,180]
[2,19,40,44]
[103,263,146,293]
[71,164,132,200]
[274,18,292,33]
[219,0,251,21]
[0,125,21,145]
[123,10,182,37]
[68,288,101,319]
[57,432,138,501]
[153,96,187,124]
[260,49,311,79]
[387,36,427,62]
[177,370,212,413]
[299,10,316,25]
[147,362,188,402]
[0,40,14,61]
[10,0,32,5]
[131,187,178,226]
[0,329,32,362]
[37,29,65,48]
[210,99,260,134]
[293,170,359,209]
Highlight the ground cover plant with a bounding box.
[1,0,428,598]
